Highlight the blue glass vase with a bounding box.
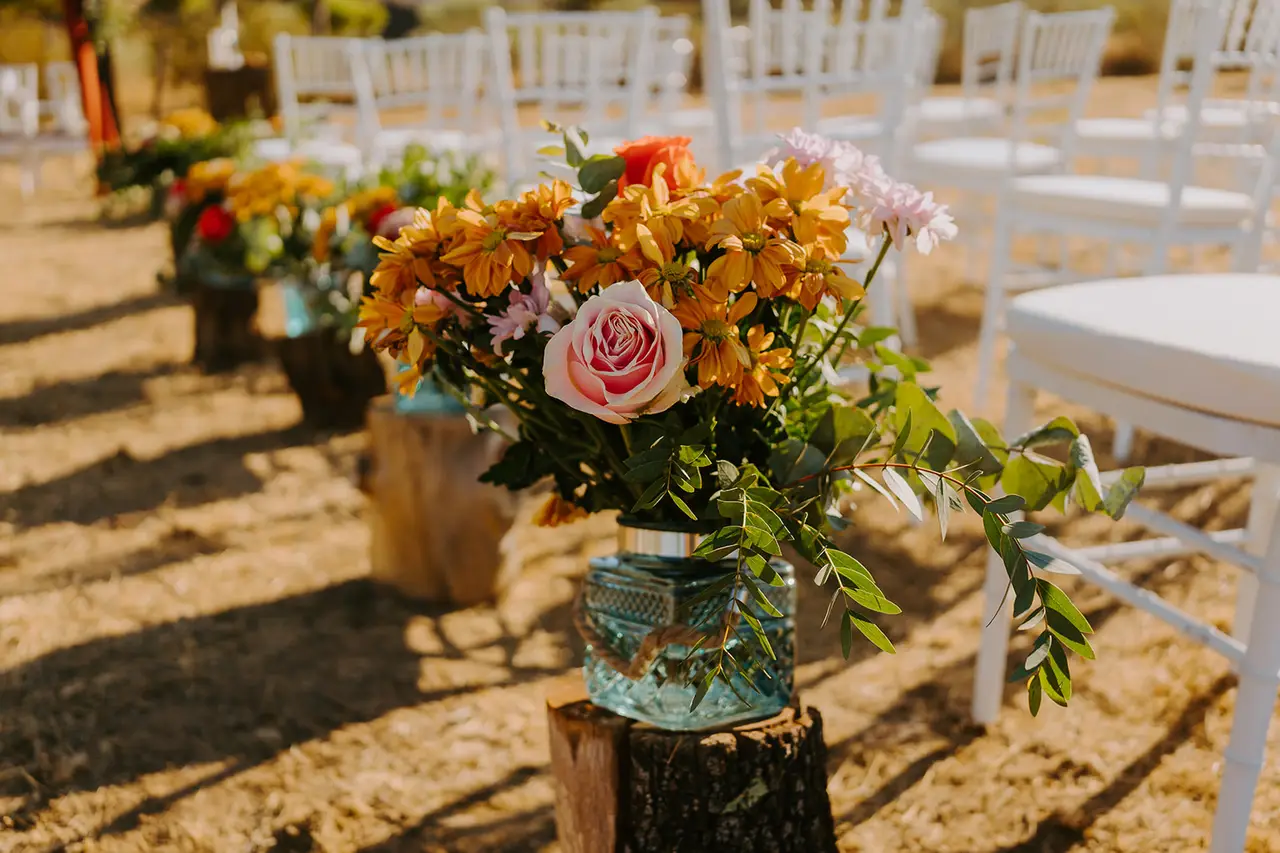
[581,520,796,730]
[279,278,318,338]
[393,364,466,416]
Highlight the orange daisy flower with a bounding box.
[733,325,795,407]
[440,210,534,299]
[562,226,643,293]
[672,291,757,389]
[704,192,802,300]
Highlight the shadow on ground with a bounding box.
[0,291,177,348]
[4,424,322,529]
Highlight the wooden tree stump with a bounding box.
[276,331,387,430]
[548,682,838,853]
[361,397,520,605]
[191,282,262,372]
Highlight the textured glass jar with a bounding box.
[393,365,466,416]
[581,520,796,730]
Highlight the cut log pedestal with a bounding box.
[547,682,838,853]
[190,283,262,372]
[275,331,386,430]
[362,397,520,606]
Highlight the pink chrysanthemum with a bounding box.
[487,268,562,356]
[857,177,958,255]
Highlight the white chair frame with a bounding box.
[347,32,491,169]
[484,7,659,185]
[1079,0,1280,173]
[702,0,835,172]
[0,63,40,199]
[273,33,363,142]
[913,1,1022,139]
[974,1,1277,408]
[976,306,1280,853]
[906,8,1114,284]
[811,0,929,175]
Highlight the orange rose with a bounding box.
[614,135,694,191]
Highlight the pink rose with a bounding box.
[542,280,687,425]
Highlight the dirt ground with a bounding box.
[2,75,1279,853]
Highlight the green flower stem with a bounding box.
[791,237,893,393]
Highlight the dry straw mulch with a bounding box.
[1,76,1278,852]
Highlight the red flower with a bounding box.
[196,205,235,244]
[366,202,400,236]
[614,135,695,191]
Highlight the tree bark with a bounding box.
[548,684,838,853]
[361,397,520,605]
[275,332,386,430]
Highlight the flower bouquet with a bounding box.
[309,147,499,414]
[98,109,247,221]
[359,127,1144,730]
[179,160,337,289]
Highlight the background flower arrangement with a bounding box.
[173,159,336,288]
[359,126,1145,716]
[97,108,250,220]
[304,145,499,338]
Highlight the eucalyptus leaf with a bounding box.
[881,467,923,521]
[812,404,878,465]
[1012,415,1079,450]
[894,383,957,469]
[1002,453,1070,512]
[1103,466,1146,520]
[854,468,899,511]
[851,613,896,654]
[949,409,1004,475]
[1070,435,1105,511]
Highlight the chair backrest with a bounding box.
[1150,0,1252,272]
[960,1,1022,105]
[41,61,85,135]
[651,15,696,117]
[485,7,659,182]
[915,7,945,90]
[1006,8,1114,166]
[348,31,488,150]
[274,34,362,139]
[701,0,831,170]
[1222,0,1280,65]
[0,64,38,137]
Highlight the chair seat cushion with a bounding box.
[915,96,1003,126]
[1075,117,1163,142]
[911,137,1061,174]
[814,115,885,141]
[1012,174,1254,227]
[1008,274,1280,427]
[1143,102,1254,130]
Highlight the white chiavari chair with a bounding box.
[484,7,659,186]
[348,31,493,171]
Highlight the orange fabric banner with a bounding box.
[63,0,120,154]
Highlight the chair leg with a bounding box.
[972,377,1036,725]
[1235,465,1280,644]
[1113,422,1137,462]
[1211,464,1280,853]
[974,207,1013,410]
